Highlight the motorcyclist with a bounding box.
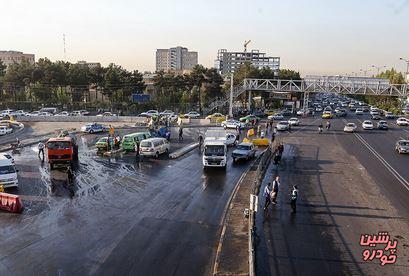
[318,124,323,133]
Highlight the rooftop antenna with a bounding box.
[244,40,251,52]
[63,33,66,61]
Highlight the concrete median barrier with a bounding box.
[169,142,199,159]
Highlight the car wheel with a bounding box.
[232,158,236,163]
[90,129,94,134]
[155,152,159,158]
[224,126,227,129]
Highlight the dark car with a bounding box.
[281,109,292,116]
[232,142,256,163]
[377,120,388,130]
[335,109,347,117]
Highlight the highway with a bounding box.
[0,133,253,275]
[256,112,409,276]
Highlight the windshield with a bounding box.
[0,165,16,175]
[204,145,225,156]
[140,141,152,147]
[236,145,251,151]
[47,141,71,149]
[399,141,409,146]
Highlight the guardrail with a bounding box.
[248,143,275,276]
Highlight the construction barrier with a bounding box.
[0,192,24,213]
[252,138,270,146]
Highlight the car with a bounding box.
[335,109,347,117]
[355,108,364,115]
[315,106,323,112]
[27,111,40,116]
[221,119,245,129]
[95,136,121,151]
[252,110,266,117]
[239,114,259,123]
[362,106,370,112]
[343,123,357,133]
[377,121,388,130]
[268,114,284,120]
[281,109,292,116]
[370,109,379,116]
[371,114,381,120]
[139,138,170,158]
[395,140,409,154]
[0,126,13,135]
[232,142,256,163]
[362,120,374,130]
[140,110,159,117]
[276,121,289,131]
[1,153,15,164]
[10,110,26,117]
[396,117,409,126]
[288,117,300,126]
[0,154,19,188]
[324,106,332,112]
[206,113,225,120]
[184,111,201,118]
[322,111,333,119]
[385,112,395,119]
[81,123,108,133]
[55,111,70,116]
[96,112,117,117]
[264,109,276,116]
[0,109,13,117]
[225,133,238,146]
[160,110,174,116]
[296,109,306,116]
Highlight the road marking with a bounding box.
[353,132,409,192]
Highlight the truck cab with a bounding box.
[0,154,19,188]
[202,128,228,169]
[46,136,78,169]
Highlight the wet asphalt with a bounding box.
[0,130,252,275]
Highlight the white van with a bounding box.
[0,154,19,188]
[140,138,170,158]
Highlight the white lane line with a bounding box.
[353,132,409,192]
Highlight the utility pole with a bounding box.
[229,73,233,117]
[63,34,66,61]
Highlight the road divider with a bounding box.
[169,142,199,159]
[0,192,24,213]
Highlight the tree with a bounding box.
[278,69,301,80]
[376,68,405,84]
[0,60,6,98]
[233,62,260,85]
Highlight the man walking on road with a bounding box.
[326,121,331,131]
[263,183,272,210]
[134,141,140,163]
[271,176,280,204]
[290,185,299,213]
[179,126,183,141]
[37,141,45,160]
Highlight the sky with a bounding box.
[1,0,409,76]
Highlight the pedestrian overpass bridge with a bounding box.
[206,78,408,114]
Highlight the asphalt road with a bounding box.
[256,111,409,276]
[0,132,252,275]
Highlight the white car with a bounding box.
[184,111,200,118]
[55,111,70,116]
[39,112,53,116]
[315,106,323,112]
[0,109,13,117]
[96,112,117,117]
[268,114,284,120]
[343,123,357,133]
[221,119,245,129]
[396,117,409,126]
[225,133,238,146]
[0,126,13,135]
[370,110,380,116]
[355,108,364,115]
[362,120,374,130]
[141,110,159,117]
[10,110,26,117]
[160,110,174,116]
[139,138,170,158]
[276,121,289,131]
[288,117,300,126]
[27,111,40,116]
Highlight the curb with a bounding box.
[169,142,199,159]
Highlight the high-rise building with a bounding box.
[0,50,35,67]
[156,46,198,73]
[215,49,280,76]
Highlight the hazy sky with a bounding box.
[2,0,408,75]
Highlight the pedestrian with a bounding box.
[198,134,204,151]
[260,130,265,139]
[257,125,261,136]
[263,182,272,210]
[134,141,140,163]
[66,166,74,184]
[288,123,292,133]
[290,185,299,213]
[179,126,183,141]
[278,143,284,155]
[235,131,240,143]
[326,121,331,131]
[273,152,281,165]
[37,141,45,160]
[271,176,280,204]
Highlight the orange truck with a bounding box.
[46,135,78,170]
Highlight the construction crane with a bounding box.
[244,40,251,52]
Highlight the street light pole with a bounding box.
[229,73,233,117]
[372,65,386,76]
[399,58,409,81]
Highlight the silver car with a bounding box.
[395,140,409,154]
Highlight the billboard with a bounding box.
[132,94,150,103]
